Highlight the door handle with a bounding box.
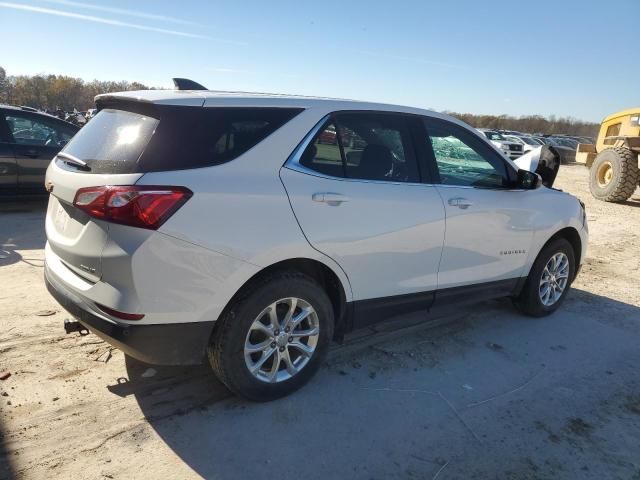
[448,197,473,209]
[25,149,40,158]
[312,192,350,205]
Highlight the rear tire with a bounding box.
[515,238,575,317]
[208,272,334,401]
[589,147,639,202]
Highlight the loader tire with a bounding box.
[589,147,639,202]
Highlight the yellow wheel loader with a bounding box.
[576,108,640,202]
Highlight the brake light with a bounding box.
[73,185,192,229]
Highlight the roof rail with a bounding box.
[172,78,207,91]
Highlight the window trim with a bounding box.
[420,115,519,190]
[285,110,429,186]
[334,118,348,178]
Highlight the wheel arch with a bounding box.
[539,227,582,279]
[215,257,351,339]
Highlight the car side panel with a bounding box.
[520,189,587,274]
[435,186,537,289]
[136,107,352,299]
[281,168,446,301]
[135,148,352,324]
[0,141,17,194]
[14,142,60,193]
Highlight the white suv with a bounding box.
[477,129,525,159]
[44,88,588,401]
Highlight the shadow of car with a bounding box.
[120,290,640,479]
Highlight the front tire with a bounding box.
[208,272,334,401]
[515,238,575,317]
[589,147,639,202]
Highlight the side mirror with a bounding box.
[517,169,542,190]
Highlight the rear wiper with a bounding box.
[56,152,91,171]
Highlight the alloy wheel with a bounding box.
[539,252,570,306]
[244,297,320,383]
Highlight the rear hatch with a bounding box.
[45,96,302,283]
[45,105,159,282]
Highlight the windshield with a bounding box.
[553,137,578,148]
[544,137,562,146]
[484,131,506,141]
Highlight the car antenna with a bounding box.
[172,78,208,91]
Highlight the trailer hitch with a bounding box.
[64,319,89,335]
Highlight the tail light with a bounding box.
[73,185,192,230]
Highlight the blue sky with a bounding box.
[1,0,637,122]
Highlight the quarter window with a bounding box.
[424,118,512,188]
[300,113,420,183]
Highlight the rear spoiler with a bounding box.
[94,78,208,110]
[94,96,160,116]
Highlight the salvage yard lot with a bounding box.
[1,165,639,480]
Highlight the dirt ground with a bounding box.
[1,164,639,480]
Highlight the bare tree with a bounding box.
[0,66,154,111]
[447,111,598,137]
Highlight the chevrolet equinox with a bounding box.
[44,88,588,401]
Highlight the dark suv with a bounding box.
[0,105,79,195]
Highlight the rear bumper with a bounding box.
[45,264,214,365]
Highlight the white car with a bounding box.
[44,87,588,400]
[504,134,543,154]
[477,129,525,159]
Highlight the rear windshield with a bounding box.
[61,109,159,172]
[60,105,302,174]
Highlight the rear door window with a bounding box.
[60,106,302,174]
[336,113,420,183]
[299,112,421,183]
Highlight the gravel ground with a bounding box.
[1,164,639,480]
